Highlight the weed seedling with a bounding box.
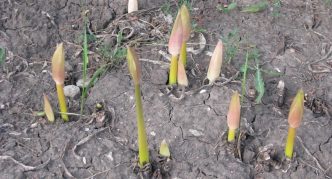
[43,94,55,123]
[161,2,172,15]
[285,89,304,159]
[253,50,265,104]
[0,47,5,65]
[127,47,150,168]
[80,15,89,115]
[207,40,224,84]
[222,29,240,64]
[168,10,183,85]
[241,1,268,13]
[217,2,237,13]
[272,0,282,17]
[227,91,241,142]
[51,43,69,121]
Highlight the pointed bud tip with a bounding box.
[227,91,241,130]
[159,139,171,157]
[51,43,65,85]
[207,40,224,83]
[168,13,183,55]
[43,94,55,123]
[180,4,191,41]
[288,89,304,128]
[127,47,141,84]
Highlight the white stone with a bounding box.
[106,151,113,161]
[189,129,204,137]
[63,85,80,98]
[76,79,91,88]
[150,131,156,136]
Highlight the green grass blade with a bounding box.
[80,15,89,115]
[217,2,237,13]
[241,51,249,104]
[255,67,265,104]
[241,1,268,13]
[83,65,108,99]
[0,47,5,65]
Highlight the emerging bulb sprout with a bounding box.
[177,59,188,87]
[127,47,150,167]
[159,139,171,158]
[207,40,224,84]
[168,10,183,85]
[227,91,241,142]
[128,0,138,13]
[285,89,304,159]
[178,4,191,66]
[51,43,69,122]
[43,94,55,123]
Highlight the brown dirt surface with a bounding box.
[1,0,332,178]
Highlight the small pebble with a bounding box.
[199,89,207,94]
[76,79,91,88]
[150,131,156,136]
[30,122,39,128]
[0,103,5,110]
[106,151,113,161]
[189,129,204,137]
[63,85,80,98]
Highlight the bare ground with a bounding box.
[0,0,332,178]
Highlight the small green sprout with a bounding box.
[43,94,55,123]
[159,139,171,158]
[227,91,241,142]
[0,47,5,65]
[127,47,150,167]
[217,2,237,13]
[285,89,304,159]
[80,15,89,115]
[51,43,69,122]
[253,50,265,104]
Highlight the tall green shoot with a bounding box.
[80,14,89,115]
[127,47,149,167]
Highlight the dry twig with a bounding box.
[0,155,50,172]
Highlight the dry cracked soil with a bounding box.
[0,0,332,178]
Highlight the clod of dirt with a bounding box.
[254,144,282,174]
[63,85,80,99]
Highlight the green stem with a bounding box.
[228,128,236,142]
[179,42,187,66]
[56,84,69,122]
[80,14,89,115]
[241,51,249,104]
[285,127,296,159]
[134,84,149,167]
[169,55,178,85]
